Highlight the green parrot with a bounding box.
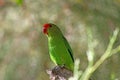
[43,23,74,71]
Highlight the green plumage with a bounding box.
[46,24,74,71]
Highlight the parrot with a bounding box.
[43,23,74,71]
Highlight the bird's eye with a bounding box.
[49,24,52,27]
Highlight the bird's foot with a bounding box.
[60,64,65,69]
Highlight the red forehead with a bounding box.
[43,23,51,29]
[43,23,51,34]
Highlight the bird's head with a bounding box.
[43,23,62,36]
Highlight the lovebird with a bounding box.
[43,23,74,71]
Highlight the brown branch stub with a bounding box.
[47,66,73,80]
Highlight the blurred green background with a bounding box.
[0,0,120,80]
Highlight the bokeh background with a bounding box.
[0,0,120,80]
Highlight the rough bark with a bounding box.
[47,66,73,80]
